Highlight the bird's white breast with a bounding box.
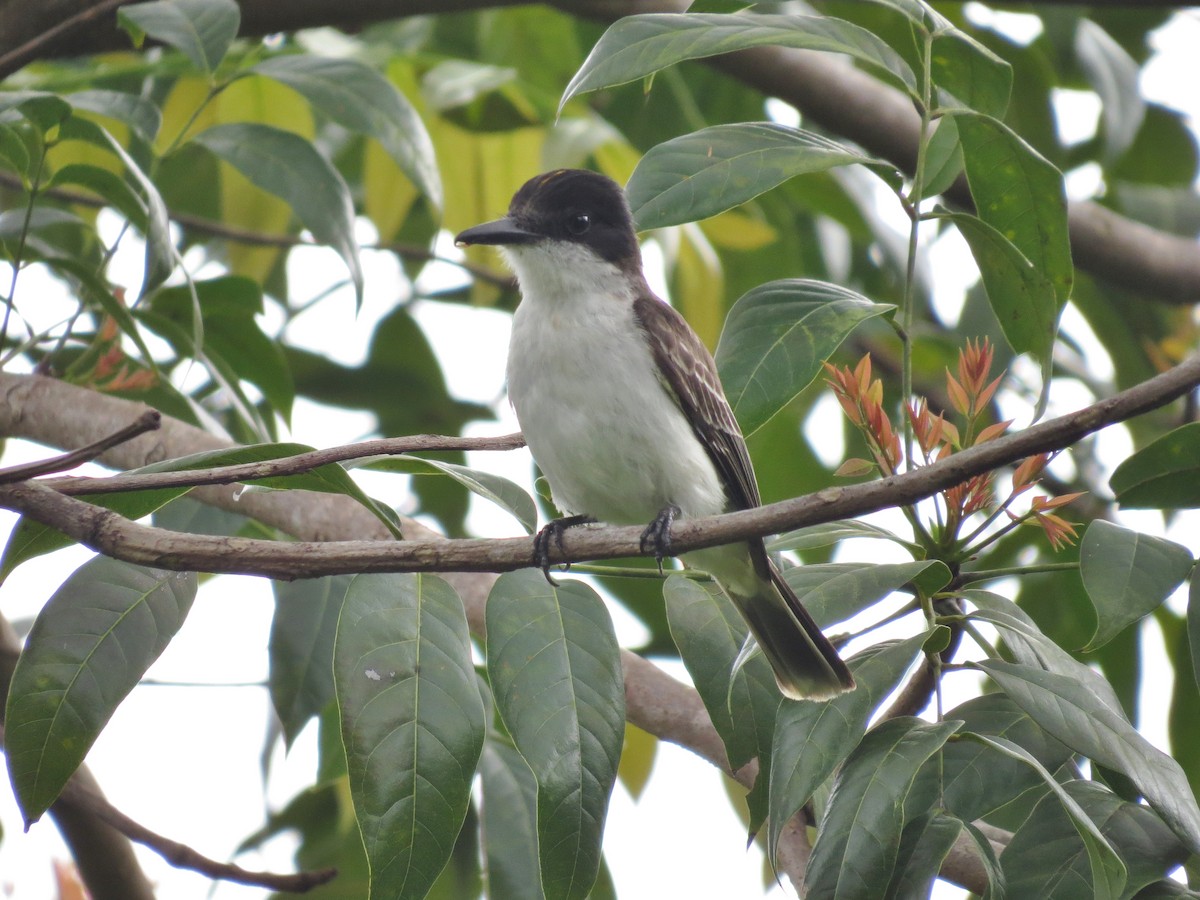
[502,242,726,525]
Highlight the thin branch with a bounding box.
[42,431,526,496]
[52,770,338,893]
[0,0,129,77]
[2,354,1196,578]
[0,410,160,484]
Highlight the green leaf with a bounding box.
[141,276,295,421]
[769,632,930,865]
[253,55,442,211]
[964,590,1127,716]
[1190,576,1200,695]
[130,442,403,539]
[951,112,1072,382]
[663,575,779,828]
[5,557,196,824]
[768,519,919,554]
[57,115,174,295]
[117,0,240,76]
[930,28,1012,119]
[940,693,1072,823]
[66,89,163,144]
[921,115,964,199]
[191,122,363,308]
[1079,520,1193,651]
[934,209,1058,369]
[713,278,893,436]
[1110,422,1200,509]
[479,740,543,900]
[628,124,899,231]
[0,91,73,131]
[1000,779,1186,899]
[48,163,151,232]
[270,576,351,747]
[884,812,964,900]
[805,717,961,898]
[562,13,918,111]
[0,122,31,176]
[334,573,484,900]
[486,571,624,900]
[977,659,1200,855]
[970,736,1126,900]
[1075,20,1144,166]
[361,456,536,534]
[780,560,951,629]
[0,487,187,583]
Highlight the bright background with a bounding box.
[3,5,1200,898]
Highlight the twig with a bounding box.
[0,409,160,484]
[0,0,131,78]
[53,771,337,893]
[2,354,1196,579]
[41,431,526,495]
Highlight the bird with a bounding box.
[455,168,854,701]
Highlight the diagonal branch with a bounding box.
[0,410,160,484]
[2,354,1195,579]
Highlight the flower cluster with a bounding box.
[824,338,1081,551]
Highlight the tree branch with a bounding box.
[51,770,338,893]
[0,370,1004,892]
[42,431,525,495]
[0,409,160,483]
[3,354,1195,579]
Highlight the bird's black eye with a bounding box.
[566,213,591,235]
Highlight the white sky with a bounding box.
[4,7,1200,900]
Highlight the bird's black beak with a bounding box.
[454,217,542,247]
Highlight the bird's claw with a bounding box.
[640,505,680,576]
[532,515,594,586]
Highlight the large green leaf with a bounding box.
[971,736,1126,900]
[67,89,163,144]
[628,124,899,231]
[117,0,240,76]
[1075,19,1144,166]
[884,812,965,900]
[934,210,1057,369]
[5,557,197,824]
[1079,520,1192,651]
[334,573,484,900]
[768,632,930,865]
[782,559,950,629]
[951,112,1071,383]
[254,55,442,211]
[270,576,351,747]
[1110,422,1200,509]
[57,114,174,295]
[141,276,294,421]
[1000,778,1185,900]
[930,28,1012,119]
[190,122,363,307]
[662,575,779,829]
[939,693,1072,823]
[485,571,624,900]
[562,13,917,109]
[714,278,893,436]
[805,717,960,898]
[479,740,543,900]
[977,659,1200,855]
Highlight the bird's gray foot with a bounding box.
[640,504,681,575]
[533,514,595,585]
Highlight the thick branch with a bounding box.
[3,355,1195,579]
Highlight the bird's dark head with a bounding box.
[454,169,640,266]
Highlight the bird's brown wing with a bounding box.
[633,292,762,514]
